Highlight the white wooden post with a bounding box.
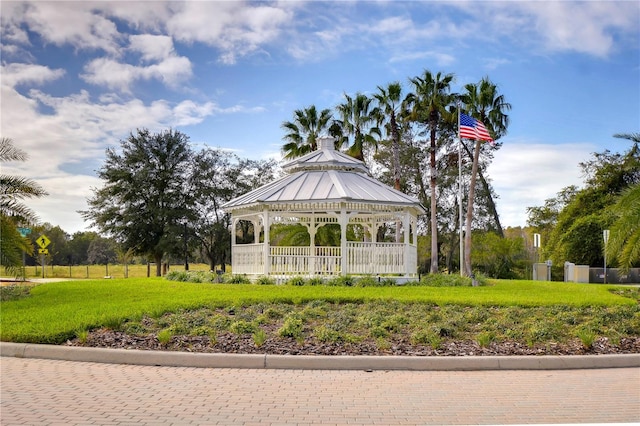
[340,206,348,276]
[263,208,270,276]
[404,211,411,276]
[231,217,238,273]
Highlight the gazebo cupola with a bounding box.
[221,137,426,278]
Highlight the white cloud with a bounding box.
[521,1,638,57]
[488,142,595,227]
[167,2,293,64]
[19,2,123,54]
[81,35,192,92]
[1,63,65,87]
[129,34,175,62]
[455,1,639,58]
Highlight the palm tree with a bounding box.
[281,105,334,159]
[374,82,408,242]
[614,132,640,150]
[0,138,47,274]
[335,92,381,162]
[460,77,511,276]
[407,70,455,273]
[374,82,406,191]
[606,183,640,271]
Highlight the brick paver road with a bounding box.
[1,357,638,425]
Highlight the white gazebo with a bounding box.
[221,137,426,279]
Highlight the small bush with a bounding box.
[417,274,473,287]
[157,329,173,345]
[307,277,325,286]
[278,314,304,339]
[103,317,122,331]
[256,276,276,285]
[227,274,251,284]
[327,275,355,286]
[253,329,267,347]
[230,320,257,335]
[0,285,31,301]
[577,328,597,349]
[411,330,442,349]
[285,276,307,286]
[476,331,495,348]
[76,329,89,344]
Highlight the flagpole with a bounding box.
[458,104,464,277]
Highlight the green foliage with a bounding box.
[416,274,474,287]
[535,144,640,267]
[82,129,194,277]
[0,284,31,301]
[576,328,597,349]
[285,276,306,286]
[229,320,257,335]
[476,331,495,348]
[256,276,276,285]
[411,329,442,349]
[278,314,304,339]
[327,275,356,286]
[281,105,335,159]
[253,329,267,347]
[227,274,251,284]
[157,329,173,345]
[0,139,48,260]
[606,184,640,270]
[471,232,527,279]
[76,329,89,344]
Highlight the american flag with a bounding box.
[459,113,494,142]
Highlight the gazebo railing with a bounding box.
[347,242,406,275]
[232,243,264,275]
[232,243,415,276]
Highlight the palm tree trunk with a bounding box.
[464,140,482,275]
[477,172,504,237]
[430,127,438,273]
[392,115,402,243]
[461,142,504,237]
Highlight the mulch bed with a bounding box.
[68,329,640,356]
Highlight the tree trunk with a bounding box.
[430,127,438,273]
[392,115,401,243]
[477,172,504,237]
[461,143,504,237]
[464,140,482,275]
[155,253,163,277]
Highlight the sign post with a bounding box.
[36,234,51,279]
[603,230,610,284]
[18,228,31,281]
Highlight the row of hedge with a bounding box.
[165,270,484,287]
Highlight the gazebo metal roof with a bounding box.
[222,138,426,214]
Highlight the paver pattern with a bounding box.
[1,357,638,425]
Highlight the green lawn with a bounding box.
[0,278,637,344]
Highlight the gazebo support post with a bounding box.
[262,208,270,276]
[404,211,411,277]
[340,205,347,276]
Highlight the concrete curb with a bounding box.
[2,342,639,370]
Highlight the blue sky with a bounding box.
[1,1,639,234]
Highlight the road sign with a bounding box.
[18,227,31,238]
[38,248,49,255]
[37,234,50,249]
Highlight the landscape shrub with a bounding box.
[285,276,306,286]
[0,285,31,301]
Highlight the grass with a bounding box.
[16,263,214,280]
[0,278,638,346]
